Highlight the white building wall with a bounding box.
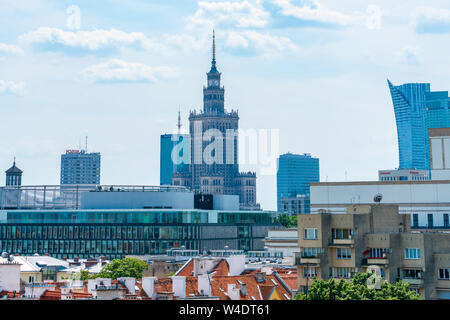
[0,264,21,292]
[310,182,450,228]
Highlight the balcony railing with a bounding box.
[362,257,389,265]
[330,238,354,246]
[401,278,424,286]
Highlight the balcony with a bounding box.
[402,278,424,286]
[366,258,389,265]
[300,257,320,264]
[330,238,354,246]
[294,252,320,266]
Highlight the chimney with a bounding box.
[254,272,266,283]
[142,277,156,299]
[171,276,186,299]
[239,283,247,296]
[118,277,136,295]
[226,255,246,276]
[227,284,240,300]
[198,274,211,296]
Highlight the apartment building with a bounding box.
[295,204,450,299]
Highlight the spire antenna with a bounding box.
[212,29,216,61]
[177,108,182,135]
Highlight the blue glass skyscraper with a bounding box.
[276,153,319,212]
[160,134,190,185]
[426,90,450,129]
[388,80,431,170]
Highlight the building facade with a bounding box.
[429,128,450,180]
[310,180,450,230]
[172,32,258,210]
[60,150,101,185]
[0,209,276,260]
[276,153,319,212]
[295,204,450,299]
[388,80,431,170]
[160,134,189,186]
[378,169,430,181]
[426,90,450,129]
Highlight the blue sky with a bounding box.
[1,0,450,210]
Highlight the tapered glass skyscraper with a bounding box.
[388,80,431,170]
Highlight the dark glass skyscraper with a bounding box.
[388,80,431,170]
[160,133,189,185]
[276,153,319,212]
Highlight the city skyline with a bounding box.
[2,1,450,210]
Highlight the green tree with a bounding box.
[95,258,149,280]
[295,272,421,300]
[275,214,297,228]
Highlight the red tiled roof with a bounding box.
[0,290,21,298]
[211,259,229,276]
[210,274,291,300]
[176,259,194,277]
[40,289,61,300]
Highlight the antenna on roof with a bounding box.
[85,135,88,153]
[177,108,182,135]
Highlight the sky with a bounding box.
[1,0,450,211]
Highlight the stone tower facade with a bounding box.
[173,32,259,210]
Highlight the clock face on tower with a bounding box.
[214,80,219,86]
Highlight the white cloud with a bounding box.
[397,46,421,65]
[80,59,180,83]
[271,0,352,26]
[0,43,24,55]
[19,27,163,53]
[412,7,450,34]
[366,5,382,30]
[187,0,270,30]
[226,30,297,55]
[0,80,26,95]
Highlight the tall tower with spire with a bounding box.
[5,158,23,186]
[179,31,259,210]
[203,30,225,113]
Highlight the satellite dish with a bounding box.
[374,193,383,203]
[1,252,8,259]
[7,255,14,262]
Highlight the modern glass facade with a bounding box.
[388,80,431,170]
[0,209,276,260]
[426,91,450,129]
[160,134,190,185]
[276,153,319,211]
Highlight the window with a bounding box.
[301,247,323,258]
[331,267,355,278]
[427,214,434,228]
[369,248,390,258]
[444,214,449,228]
[438,268,450,280]
[402,269,422,279]
[337,248,351,259]
[332,229,353,239]
[412,214,419,228]
[405,248,421,260]
[304,228,318,240]
[303,267,317,278]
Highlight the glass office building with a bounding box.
[0,209,276,260]
[388,80,431,170]
[426,90,450,129]
[276,153,319,212]
[160,134,190,185]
